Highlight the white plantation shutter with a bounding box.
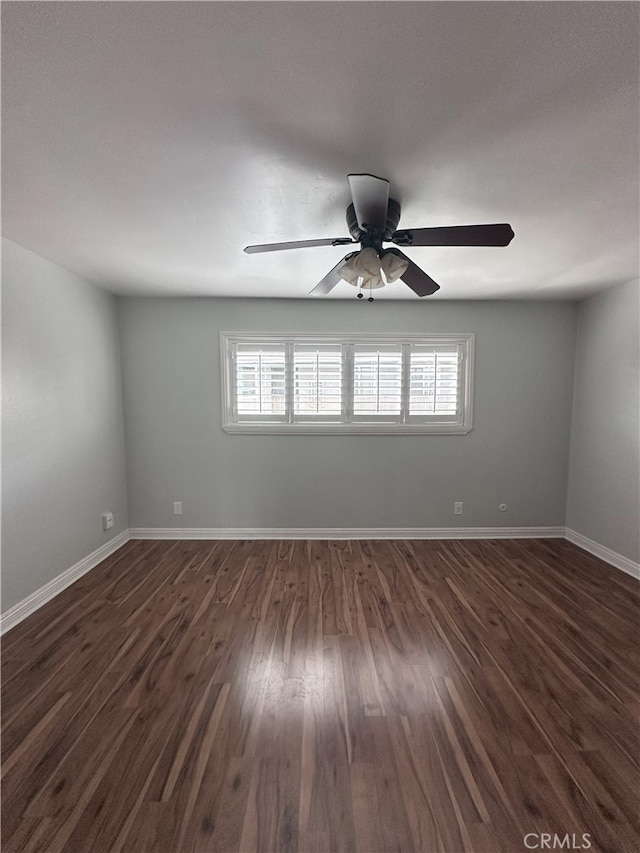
[222,334,473,433]
[352,345,403,416]
[293,344,343,416]
[409,345,460,417]
[235,344,286,418]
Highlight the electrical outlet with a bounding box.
[102,512,114,530]
[173,501,183,516]
[454,501,463,515]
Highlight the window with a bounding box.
[221,333,474,434]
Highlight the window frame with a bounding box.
[220,332,474,434]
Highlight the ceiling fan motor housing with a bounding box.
[346,198,401,244]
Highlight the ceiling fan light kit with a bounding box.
[339,247,409,290]
[244,174,515,299]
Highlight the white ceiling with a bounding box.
[2,1,638,300]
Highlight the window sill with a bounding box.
[222,422,472,435]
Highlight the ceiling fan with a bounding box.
[244,174,514,299]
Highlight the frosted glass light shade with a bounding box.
[340,248,409,289]
[380,251,409,283]
[340,247,383,288]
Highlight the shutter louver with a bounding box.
[236,345,286,416]
[293,345,342,416]
[409,346,459,415]
[353,345,403,415]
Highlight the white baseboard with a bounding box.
[0,530,131,636]
[129,526,566,541]
[565,528,640,580]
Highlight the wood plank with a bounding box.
[2,537,638,852]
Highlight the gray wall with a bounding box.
[566,279,640,561]
[119,297,577,530]
[1,239,129,611]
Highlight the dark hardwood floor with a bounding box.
[1,538,638,853]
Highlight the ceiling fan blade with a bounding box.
[385,249,440,297]
[392,223,515,247]
[309,253,357,296]
[347,173,390,233]
[244,237,353,254]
